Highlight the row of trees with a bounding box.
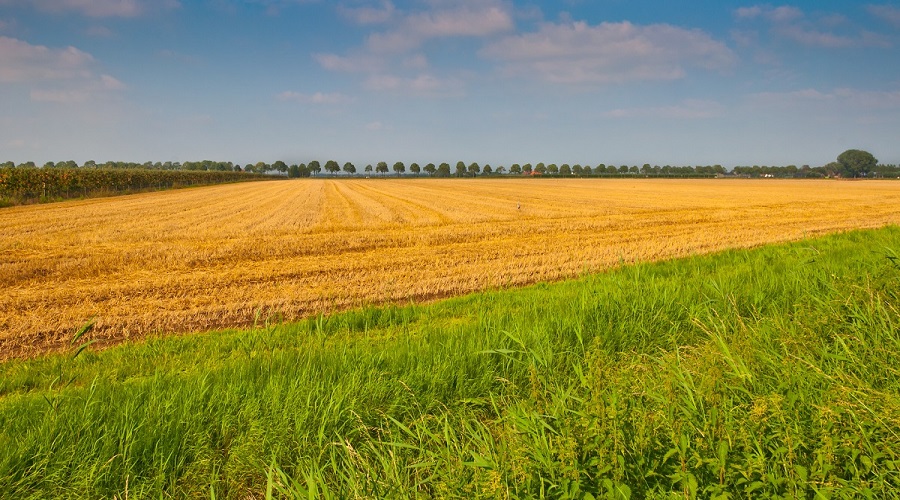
[282,161,730,178]
[731,150,895,178]
[0,168,265,205]
[3,150,895,179]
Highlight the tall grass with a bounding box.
[1,226,899,498]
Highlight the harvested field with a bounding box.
[2,178,899,359]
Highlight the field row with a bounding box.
[2,178,900,358]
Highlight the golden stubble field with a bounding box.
[3,178,900,359]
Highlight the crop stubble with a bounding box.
[2,178,899,359]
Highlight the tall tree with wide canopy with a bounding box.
[836,149,877,178]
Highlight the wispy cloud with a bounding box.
[339,1,395,25]
[774,25,890,48]
[480,21,735,84]
[0,0,180,17]
[0,36,94,82]
[605,99,725,119]
[85,25,115,38]
[735,5,803,23]
[313,52,384,73]
[735,4,892,48]
[364,2,513,54]
[868,4,900,27]
[363,73,463,97]
[318,0,511,96]
[276,91,351,104]
[30,75,126,103]
[365,120,387,131]
[0,36,126,103]
[748,87,900,108]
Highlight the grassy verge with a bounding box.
[1,226,899,498]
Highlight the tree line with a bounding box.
[0,168,266,206]
[2,149,896,179]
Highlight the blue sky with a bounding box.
[1,0,898,167]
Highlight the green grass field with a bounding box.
[1,226,899,498]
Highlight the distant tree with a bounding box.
[393,161,406,176]
[273,160,288,173]
[410,162,420,175]
[437,163,451,177]
[535,163,547,174]
[308,160,321,176]
[424,163,436,176]
[288,164,300,178]
[365,164,373,174]
[560,164,571,175]
[629,166,639,174]
[343,162,356,175]
[376,161,388,175]
[823,162,841,177]
[510,164,521,174]
[455,161,467,177]
[522,164,532,174]
[596,164,606,174]
[483,165,493,175]
[582,165,592,175]
[43,161,55,169]
[324,160,340,175]
[837,149,877,178]
[467,162,480,176]
[496,166,506,174]
[547,164,559,174]
[0,161,13,169]
[572,164,583,175]
[619,165,629,174]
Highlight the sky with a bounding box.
[0,0,899,168]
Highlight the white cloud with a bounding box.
[0,0,180,17]
[402,54,428,69]
[480,21,735,84]
[775,25,891,48]
[736,4,893,48]
[737,5,803,23]
[30,88,90,103]
[364,73,463,96]
[748,87,900,108]
[731,29,758,47]
[365,3,513,54]
[605,99,724,119]
[276,91,351,104]
[0,36,94,82]
[100,74,126,90]
[339,1,395,25]
[868,4,900,27]
[313,52,384,73]
[85,25,115,38]
[317,0,513,96]
[0,36,126,104]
